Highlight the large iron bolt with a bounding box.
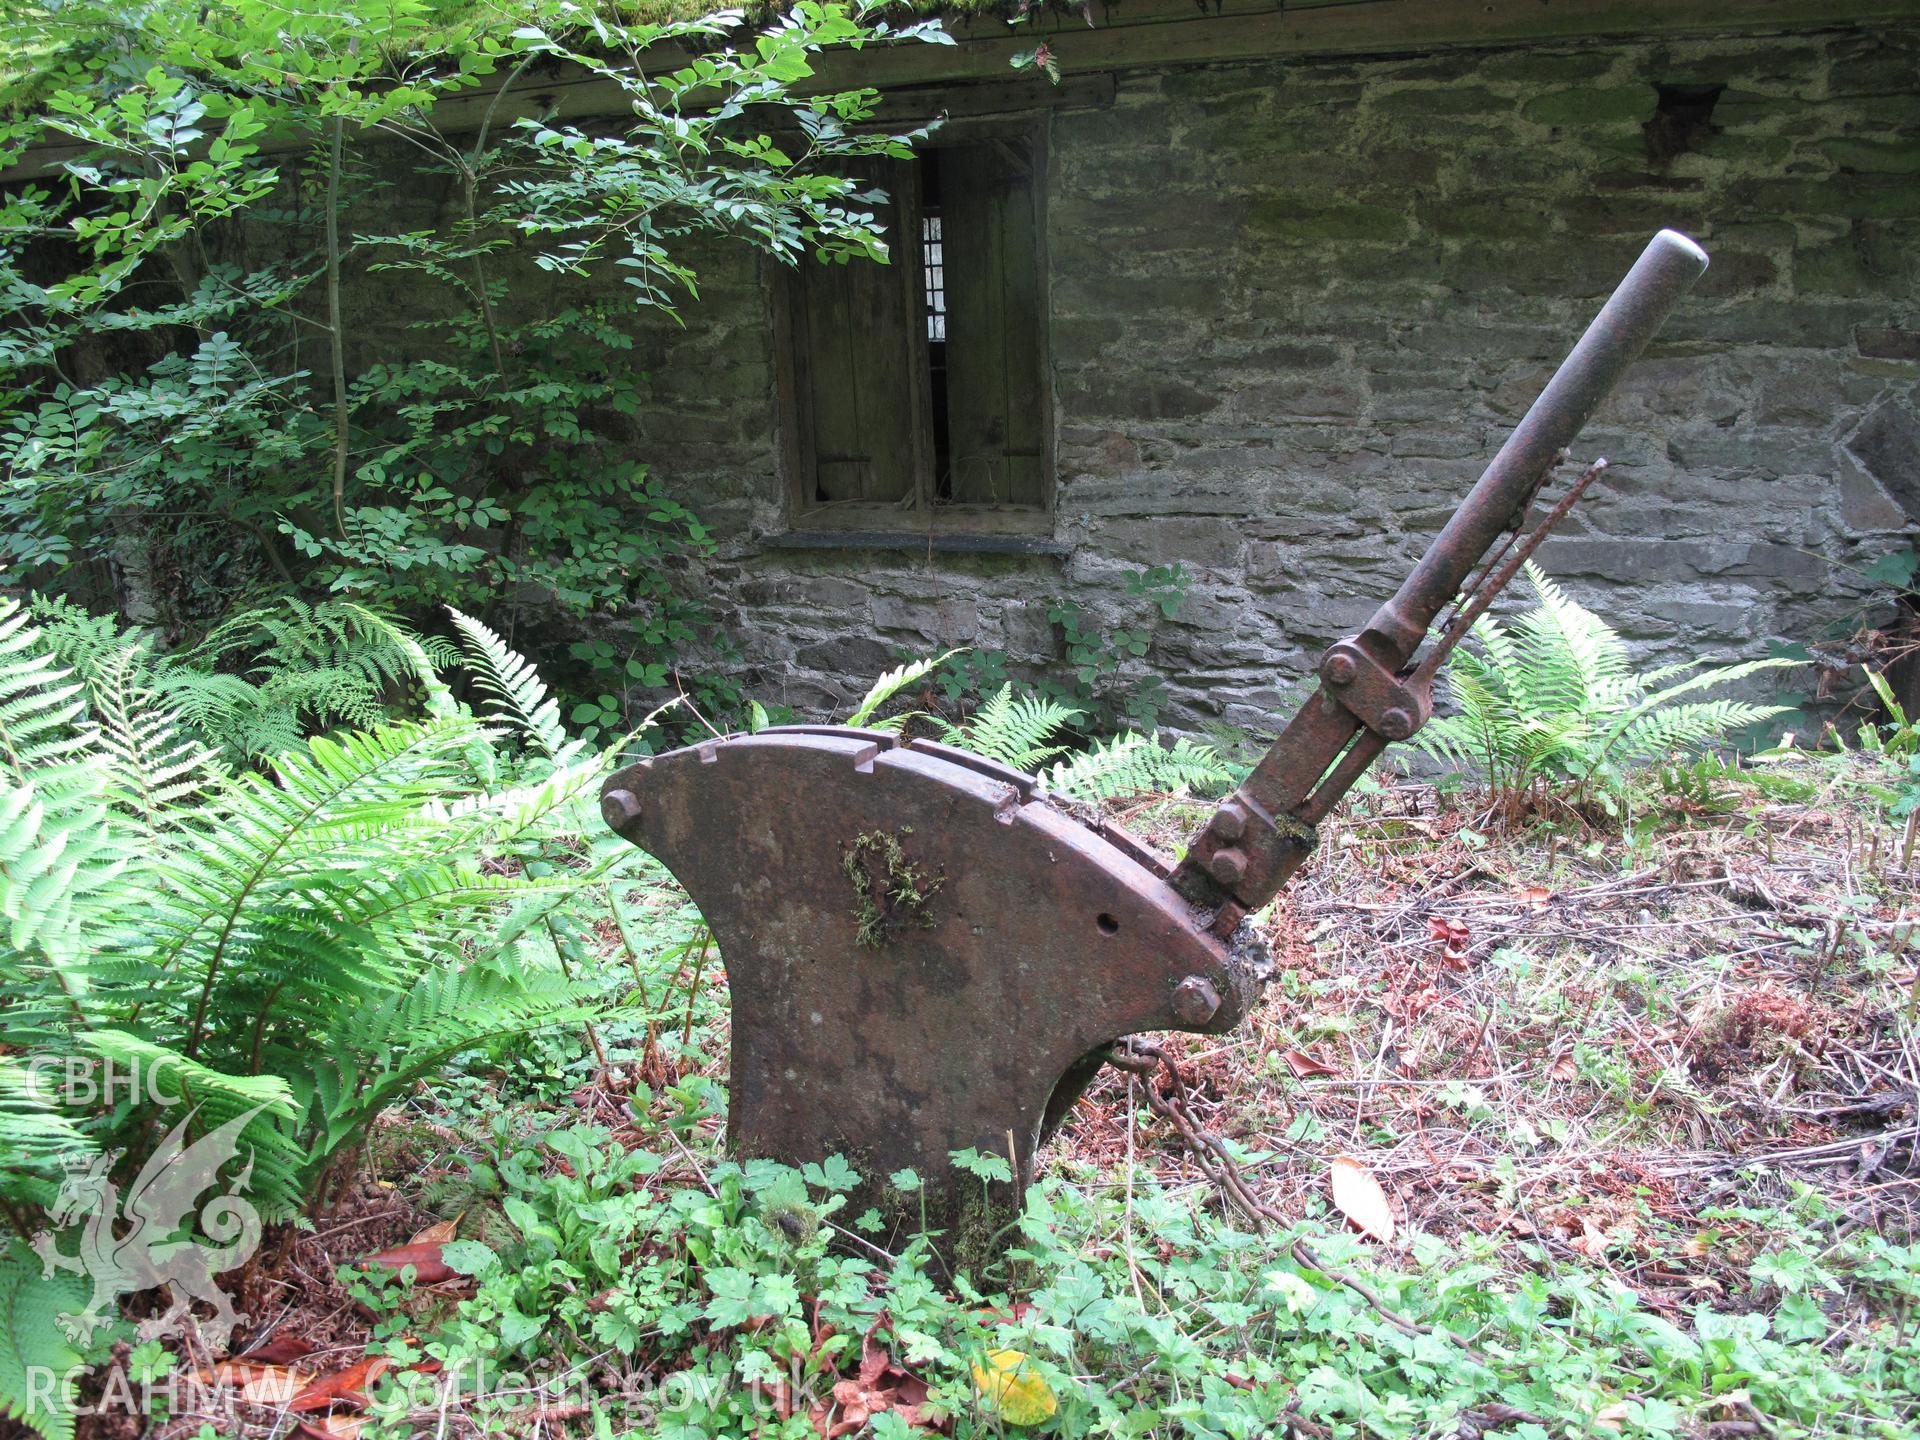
[1208,847,1248,887]
[1172,976,1221,1025]
[1322,651,1358,685]
[1378,707,1415,741]
[601,788,642,830]
[1207,804,1247,842]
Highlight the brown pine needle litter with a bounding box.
[1053,749,1920,1308]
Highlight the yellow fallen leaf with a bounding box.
[1329,1155,1395,1243]
[971,1348,1057,1426]
[1594,1400,1631,1431]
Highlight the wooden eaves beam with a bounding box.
[3,0,1913,181]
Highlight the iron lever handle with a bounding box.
[1170,230,1710,931]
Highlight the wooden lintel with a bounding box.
[818,0,1920,91]
[2,0,1913,182]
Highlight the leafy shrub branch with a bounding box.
[0,0,947,728]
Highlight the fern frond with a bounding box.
[340,605,455,718]
[938,684,1081,770]
[0,602,131,977]
[1594,657,1800,757]
[0,601,91,786]
[1420,564,1800,807]
[0,599,624,1232]
[0,1059,92,1191]
[847,651,956,731]
[82,644,221,832]
[1611,701,1791,764]
[1043,732,1234,801]
[0,1244,89,1440]
[78,1032,307,1217]
[447,608,572,760]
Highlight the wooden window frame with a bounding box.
[774,118,1054,538]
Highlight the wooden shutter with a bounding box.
[939,139,1047,510]
[788,163,922,508]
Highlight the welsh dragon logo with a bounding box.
[30,1107,265,1350]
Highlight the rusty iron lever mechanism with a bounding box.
[1173,228,1710,936]
[600,230,1709,1257]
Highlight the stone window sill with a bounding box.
[762,530,1072,558]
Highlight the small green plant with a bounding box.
[1419,563,1795,819]
[1044,596,1162,727]
[1849,669,1920,759]
[924,674,1232,802]
[844,655,1234,802]
[846,651,956,731]
[1038,564,1190,728]
[1042,730,1237,801]
[936,648,1011,705]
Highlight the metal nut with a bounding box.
[1171,976,1221,1025]
[1322,651,1358,685]
[1206,804,1247,842]
[1208,847,1248,886]
[601,787,642,830]
[1378,707,1415,741]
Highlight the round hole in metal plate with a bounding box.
[1096,913,1120,935]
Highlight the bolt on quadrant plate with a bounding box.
[601,725,1271,1238]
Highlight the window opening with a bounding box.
[920,149,953,502]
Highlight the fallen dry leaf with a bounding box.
[809,1322,934,1437]
[1279,1048,1338,1079]
[974,1302,1033,1328]
[1427,915,1472,970]
[971,1349,1057,1427]
[1548,1054,1578,1082]
[194,1362,314,1406]
[1329,1155,1396,1243]
[288,1357,393,1413]
[1518,885,1552,911]
[409,1215,461,1246]
[296,1418,366,1440]
[237,1334,319,1366]
[357,1241,456,1284]
[1570,1218,1611,1258]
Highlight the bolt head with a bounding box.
[1207,805,1247,842]
[1208,847,1248,887]
[1378,707,1414,741]
[1172,976,1222,1026]
[1322,650,1358,685]
[601,787,642,830]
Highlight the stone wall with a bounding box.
[611,23,1919,731]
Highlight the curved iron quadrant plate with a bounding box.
[600,725,1270,1226]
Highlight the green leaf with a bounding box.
[439,1240,498,1276]
[702,1267,757,1328]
